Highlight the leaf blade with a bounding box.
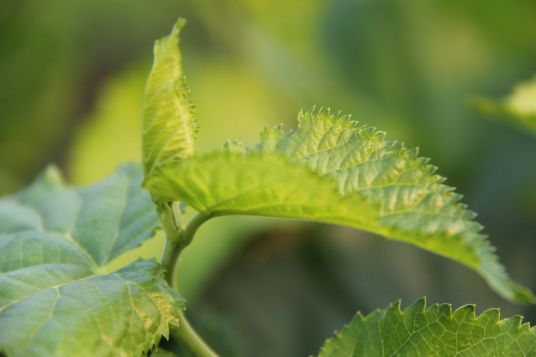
[143,18,197,178]
[0,164,159,266]
[146,109,535,303]
[318,299,536,356]
[0,260,183,357]
[0,165,183,356]
[147,152,373,223]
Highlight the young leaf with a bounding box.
[0,165,184,356]
[145,110,535,304]
[475,75,536,135]
[143,18,198,178]
[318,299,536,356]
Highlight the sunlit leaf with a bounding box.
[143,18,198,177]
[319,299,536,356]
[0,165,184,356]
[146,109,535,304]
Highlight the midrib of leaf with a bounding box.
[63,233,100,271]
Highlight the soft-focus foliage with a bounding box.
[319,299,536,356]
[476,76,536,135]
[0,166,183,356]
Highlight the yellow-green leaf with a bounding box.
[145,110,535,304]
[143,19,198,177]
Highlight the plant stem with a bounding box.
[161,239,180,285]
[161,212,211,287]
[159,211,216,356]
[180,212,212,249]
[172,311,219,357]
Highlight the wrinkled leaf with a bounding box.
[147,152,372,223]
[319,299,536,356]
[146,110,535,304]
[143,18,198,178]
[0,165,184,356]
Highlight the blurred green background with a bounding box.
[1,1,536,356]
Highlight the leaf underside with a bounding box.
[145,109,535,304]
[0,165,183,356]
[143,18,198,178]
[318,299,536,357]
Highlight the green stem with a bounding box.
[180,212,212,249]
[161,212,211,287]
[161,239,180,285]
[159,210,216,356]
[172,311,219,357]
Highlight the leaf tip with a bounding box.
[153,17,187,60]
[512,285,536,304]
[173,17,187,33]
[37,164,65,187]
[477,307,500,323]
[405,297,427,314]
[453,303,477,320]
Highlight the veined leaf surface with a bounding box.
[0,165,183,356]
[318,299,536,356]
[145,110,535,304]
[147,152,373,223]
[143,18,198,178]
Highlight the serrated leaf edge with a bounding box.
[319,297,535,357]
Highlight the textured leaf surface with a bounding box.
[0,166,184,356]
[318,299,536,356]
[476,75,536,135]
[143,18,197,177]
[147,153,373,223]
[145,110,535,303]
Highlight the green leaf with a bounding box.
[143,18,198,178]
[318,298,536,356]
[0,164,159,266]
[0,165,184,356]
[475,75,536,136]
[147,152,373,223]
[145,109,535,304]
